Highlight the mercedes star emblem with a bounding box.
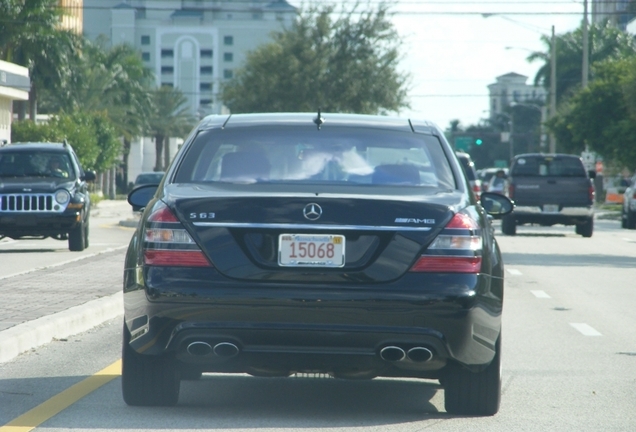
[303,203,322,221]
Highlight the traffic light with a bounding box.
[475,138,483,146]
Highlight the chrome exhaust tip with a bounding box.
[186,341,213,356]
[407,346,433,363]
[213,342,239,358]
[379,346,406,362]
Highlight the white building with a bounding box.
[487,72,547,120]
[82,0,297,118]
[0,61,30,144]
[591,0,635,30]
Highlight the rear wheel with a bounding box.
[577,218,593,238]
[83,219,90,249]
[501,214,516,235]
[627,210,636,229]
[180,369,203,381]
[68,220,86,251]
[444,336,502,416]
[121,323,180,406]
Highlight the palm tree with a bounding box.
[148,86,195,171]
[41,38,155,186]
[528,22,636,105]
[0,0,82,119]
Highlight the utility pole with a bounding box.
[582,0,589,88]
[550,25,557,153]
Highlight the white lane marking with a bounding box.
[531,290,551,298]
[570,323,602,336]
[507,268,523,276]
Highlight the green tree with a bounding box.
[545,57,636,169]
[222,1,409,114]
[147,86,195,171]
[528,22,636,104]
[39,38,155,184]
[0,0,82,119]
[10,112,121,171]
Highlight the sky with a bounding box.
[288,0,585,129]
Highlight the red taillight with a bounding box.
[409,212,482,273]
[410,256,482,273]
[589,185,595,203]
[144,250,211,267]
[445,212,480,229]
[143,202,212,267]
[148,205,179,222]
[507,184,515,199]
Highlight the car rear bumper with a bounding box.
[123,268,503,377]
[511,206,593,225]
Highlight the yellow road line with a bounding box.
[0,360,121,432]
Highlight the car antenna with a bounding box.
[313,108,324,130]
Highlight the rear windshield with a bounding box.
[174,126,456,190]
[512,156,586,177]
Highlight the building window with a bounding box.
[200,99,212,105]
[200,66,213,75]
[141,35,150,45]
[224,36,233,46]
[161,49,174,58]
[200,49,213,58]
[161,82,173,88]
[142,52,150,61]
[161,66,174,74]
[223,69,233,79]
[200,82,212,91]
[223,52,233,62]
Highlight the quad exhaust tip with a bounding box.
[380,345,434,363]
[380,346,406,362]
[186,341,240,358]
[407,346,433,363]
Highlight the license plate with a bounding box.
[278,234,345,267]
[543,204,559,213]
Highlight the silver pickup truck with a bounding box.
[502,153,596,237]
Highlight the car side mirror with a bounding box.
[128,184,158,212]
[479,192,514,219]
[588,170,596,179]
[82,170,97,182]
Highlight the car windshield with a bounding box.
[0,152,75,180]
[512,156,586,177]
[175,126,457,190]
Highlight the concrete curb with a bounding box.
[0,292,123,364]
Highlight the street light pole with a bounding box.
[550,25,557,153]
[582,0,589,88]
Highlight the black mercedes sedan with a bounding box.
[122,112,513,415]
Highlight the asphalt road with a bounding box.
[0,217,635,431]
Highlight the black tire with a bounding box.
[621,209,627,229]
[578,218,593,238]
[68,221,86,251]
[83,219,90,249]
[444,336,502,416]
[627,210,636,230]
[180,369,203,381]
[501,214,516,236]
[121,323,180,406]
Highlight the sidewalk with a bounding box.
[0,200,136,364]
